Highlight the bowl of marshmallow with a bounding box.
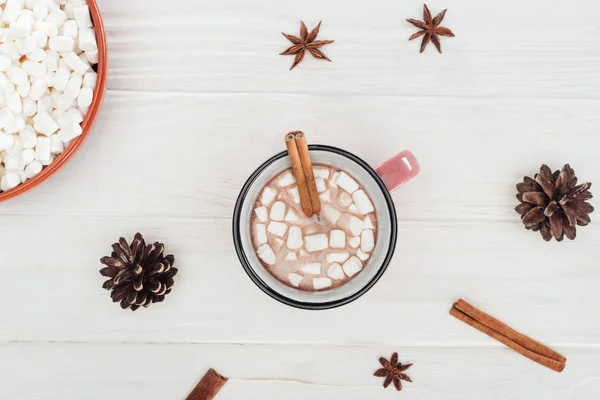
[0,0,107,202]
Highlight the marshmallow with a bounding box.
[313,167,330,179]
[61,19,78,38]
[352,190,375,215]
[313,278,332,290]
[285,252,297,261]
[46,8,67,25]
[254,206,268,222]
[4,116,25,133]
[260,186,277,206]
[51,67,70,91]
[300,263,321,275]
[16,37,36,54]
[319,190,331,202]
[356,249,370,261]
[0,172,20,191]
[22,60,47,78]
[64,51,89,75]
[73,6,92,28]
[326,252,349,263]
[364,216,374,230]
[257,244,276,265]
[284,210,298,223]
[7,66,27,86]
[267,221,288,238]
[56,122,81,142]
[277,171,295,186]
[329,230,346,249]
[348,204,359,214]
[337,192,353,208]
[286,226,303,250]
[18,129,36,148]
[288,186,300,204]
[0,55,12,71]
[6,90,22,113]
[17,81,30,97]
[254,224,267,245]
[335,171,359,194]
[327,263,345,280]
[34,135,51,162]
[2,0,24,23]
[322,206,341,224]
[21,148,34,164]
[270,201,286,221]
[0,132,15,151]
[49,133,63,154]
[33,2,49,20]
[315,177,326,192]
[288,273,303,288]
[0,108,15,129]
[48,36,74,53]
[84,49,97,64]
[343,256,363,277]
[304,234,328,252]
[24,159,42,178]
[82,71,96,88]
[274,238,284,250]
[340,215,365,236]
[361,230,375,252]
[33,111,58,136]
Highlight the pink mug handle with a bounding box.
[375,150,420,192]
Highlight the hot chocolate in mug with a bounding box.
[233,145,419,310]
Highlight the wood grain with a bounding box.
[0,0,599,398]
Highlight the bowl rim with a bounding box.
[232,144,399,310]
[0,0,108,203]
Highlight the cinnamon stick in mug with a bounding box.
[294,132,321,214]
[285,132,314,217]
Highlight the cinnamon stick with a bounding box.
[186,369,228,400]
[285,132,321,217]
[294,132,321,214]
[450,300,566,373]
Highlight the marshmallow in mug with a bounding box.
[0,0,98,192]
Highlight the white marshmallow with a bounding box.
[33,110,58,135]
[300,263,321,275]
[343,256,363,277]
[46,8,67,25]
[361,230,375,252]
[277,171,295,187]
[51,67,70,91]
[315,177,326,193]
[304,234,328,252]
[286,226,303,250]
[364,216,374,230]
[0,55,12,71]
[329,230,346,249]
[352,190,375,215]
[64,51,89,75]
[335,171,359,194]
[22,97,36,116]
[16,37,36,54]
[82,71,96,88]
[84,49,97,64]
[288,273,303,288]
[313,278,332,290]
[326,252,349,263]
[254,206,268,222]
[73,6,92,28]
[322,206,341,224]
[349,237,360,248]
[7,66,27,86]
[254,224,267,245]
[284,210,298,223]
[48,36,74,53]
[21,147,34,164]
[356,249,370,261]
[256,244,276,265]
[327,263,345,280]
[2,0,24,23]
[61,19,77,38]
[6,90,22,113]
[313,167,329,179]
[0,132,15,150]
[269,201,286,221]
[319,190,331,202]
[62,75,82,100]
[49,133,63,154]
[17,81,30,97]
[274,238,284,250]
[0,108,16,129]
[76,85,92,108]
[285,252,297,261]
[348,204,360,214]
[22,60,47,78]
[1,42,20,60]
[341,215,365,236]
[288,186,300,204]
[267,221,288,238]
[260,186,277,206]
[337,191,353,208]
[4,116,25,133]
[0,172,20,191]
[24,159,42,178]
[34,135,51,162]
[18,129,36,148]
[33,2,48,20]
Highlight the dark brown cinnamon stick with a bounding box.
[450,300,566,373]
[285,132,314,217]
[294,132,321,214]
[186,369,228,400]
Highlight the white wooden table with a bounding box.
[1,0,599,398]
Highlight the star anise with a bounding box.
[407,4,455,53]
[374,352,413,391]
[280,21,334,70]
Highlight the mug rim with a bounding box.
[232,145,398,310]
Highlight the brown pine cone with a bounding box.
[515,164,593,241]
[99,233,177,311]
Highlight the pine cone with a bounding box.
[515,164,594,241]
[99,233,177,311]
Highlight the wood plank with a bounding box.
[1,343,598,399]
[1,91,599,221]
[96,0,600,98]
[0,215,598,344]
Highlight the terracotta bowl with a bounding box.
[0,0,108,203]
